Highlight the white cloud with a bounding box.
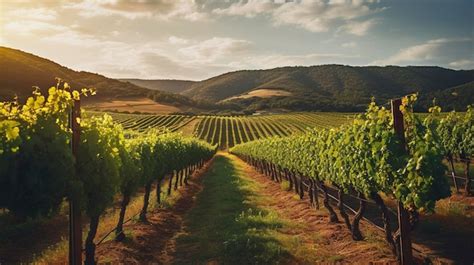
[213,0,275,18]
[448,59,474,69]
[338,18,377,36]
[214,0,383,35]
[4,21,66,36]
[178,37,253,63]
[372,38,472,65]
[341,41,357,48]
[64,0,209,21]
[8,8,57,21]
[43,30,123,48]
[45,34,252,80]
[168,36,189,45]
[3,5,63,36]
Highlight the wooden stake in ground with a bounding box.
[69,97,82,265]
[391,98,413,265]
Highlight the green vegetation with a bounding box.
[103,112,354,149]
[182,65,473,112]
[173,154,291,264]
[435,106,473,194]
[193,113,353,149]
[230,96,457,258]
[90,112,196,133]
[0,83,216,263]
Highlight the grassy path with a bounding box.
[171,153,395,264]
[172,153,293,264]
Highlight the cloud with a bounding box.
[55,35,253,80]
[213,0,275,18]
[372,38,471,65]
[168,36,189,45]
[337,18,377,36]
[43,30,123,48]
[8,8,57,21]
[448,59,474,69]
[60,32,355,80]
[213,0,383,35]
[65,0,209,21]
[3,6,63,36]
[4,21,66,36]
[178,37,253,63]
[341,41,357,48]
[240,52,360,69]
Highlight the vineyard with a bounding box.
[192,113,353,149]
[2,1,472,263]
[87,111,196,133]
[101,112,354,149]
[231,97,473,263]
[0,85,216,264]
[0,85,472,264]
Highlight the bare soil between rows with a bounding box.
[95,159,213,264]
[95,153,402,264]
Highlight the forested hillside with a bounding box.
[2,47,472,112]
[183,65,474,111]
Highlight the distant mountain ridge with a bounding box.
[119,79,196,94]
[1,46,472,112]
[182,65,474,111]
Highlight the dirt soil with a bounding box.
[232,154,397,264]
[95,159,213,264]
[95,153,398,264]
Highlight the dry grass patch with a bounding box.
[224,89,292,101]
[85,97,182,114]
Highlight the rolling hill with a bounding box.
[182,65,474,111]
[1,46,472,112]
[0,46,206,113]
[0,46,149,101]
[120,79,196,94]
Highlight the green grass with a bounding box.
[173,154,292,265]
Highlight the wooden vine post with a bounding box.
[391,98,413,265]
[69,97,82,265]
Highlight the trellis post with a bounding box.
[391,98,413,265]
[69,97,82,265]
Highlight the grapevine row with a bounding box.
[194,113,352,149]
[231,96,457,259]
[434,106,473,194]
[97,112,194,132]
[0,84,217,264]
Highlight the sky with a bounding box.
[0,0,473,80]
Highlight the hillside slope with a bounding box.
[0,46,152,102]
[183,65,474,111]
[120,79,196,94]
[0,46,208,114]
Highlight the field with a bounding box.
[2,105,472,264]
[103,112,355,149]
[2,3,472,264]
[94,112,197,133]
[222,88,293,101]
[84,97,184,114]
